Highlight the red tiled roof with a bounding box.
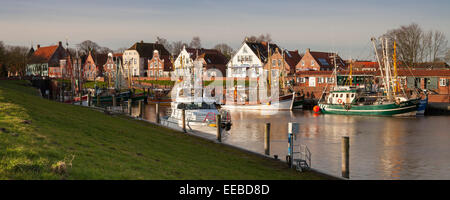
[33,45,58,62]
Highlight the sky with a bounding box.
[1,0,449,60]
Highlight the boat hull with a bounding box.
[222,94,302,111]
[318,99,420,116]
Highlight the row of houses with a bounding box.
[24,39,449,106]
[25,39,350,81]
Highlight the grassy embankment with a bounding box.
[0,80,325,180]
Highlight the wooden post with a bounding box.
[88,93,91,107]
[71,91,74,105]
[141,101,145,118]
[288,122,299,169]
[79,92,82,105]
[216,114,221,142]
[264,123,271,156]
[128,99,132,116]
[342,136,350,179]
[96,95,100,107]
[112,94,117,107]
[182,109,186,133]
[155,103,160,124]
[138,100,143,118]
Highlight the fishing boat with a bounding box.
[222,45,303,111]
[166,60,232,129]
[91,90,147,105]
[417,90,429,115]
[318,37,420,116]
[166,83,232,129]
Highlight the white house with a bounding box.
[123,41,170,77]
[227,41,279,78]
[173,46,194,77]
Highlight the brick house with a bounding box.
[26,41,67,77]
[147,50,172,78]
[263,48,302,83]
[296,48,346,72]
[103,53,122,81]
[123,41,171,77]
[82,51,107,81]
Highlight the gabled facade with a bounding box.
[83,52,97,81]
[26,41,67,77]
[296,48,346,71]
[263,48,302,78]
[227,41,279,78]
[103,53,122,82]
[123,41,170,77]
[147,50,172,78]
[173,46,194,77]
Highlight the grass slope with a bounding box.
[0,80,324,180]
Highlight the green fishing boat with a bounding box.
[92,91,147,105]
[317,37,421,116]
[318,87,420,116]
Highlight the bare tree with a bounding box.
[5,45,33,77]
[420,30,432,62]
[214,43,234,59]
[115,47,128,53]
[431,30,448,61]
[384,23,423,66]
[156,36,173,55]
[98,47,112,54]
[245,33,272,43]
[171,41,188,56]
[77,40,101,56]
[189,36,201,49]
[445,48,450,64]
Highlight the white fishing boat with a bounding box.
[166,60,232,129]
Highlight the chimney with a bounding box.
[306,48,310,53]
[140,40,144,43]
[58,41,62,46]
[37,44,40,49]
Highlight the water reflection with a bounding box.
[138,103,450,180]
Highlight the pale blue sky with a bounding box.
[1,0,449,60]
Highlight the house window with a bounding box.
[311,60,315,66]
[326,77,334,83]
[309,77,316,87]
[318,77,324,83]
[150,70,153,76]
[440,78,448,86]
[278,59,282,67]
[272,60,276,66]
[301,61,305,66]
[297,77,306,83]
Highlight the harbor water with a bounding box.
[138,104,450,180]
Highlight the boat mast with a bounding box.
[370,37,387,95]
[393,41,399,93]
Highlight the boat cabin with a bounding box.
[327,90,357,105]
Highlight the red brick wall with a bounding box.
[295,51,320,71]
